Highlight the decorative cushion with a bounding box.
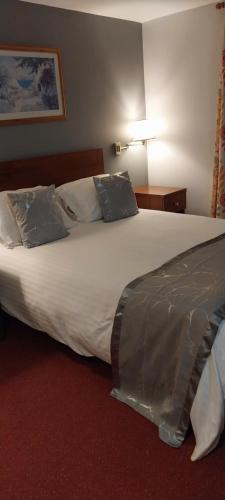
[7,185,68,248]
[93,171,138,222]
[0,186,43,249]
[56,176,103,223]
[0,185,77,249]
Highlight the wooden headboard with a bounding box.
[0,148,104,191]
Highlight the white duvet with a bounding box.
[0,209,224,460]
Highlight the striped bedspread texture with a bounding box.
[0,209,225,459]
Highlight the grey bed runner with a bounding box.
[111,234,225,447]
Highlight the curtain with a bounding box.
[211,35,225,218]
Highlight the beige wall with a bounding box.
[143,4,224,215]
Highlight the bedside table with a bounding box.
[134,186,186,213]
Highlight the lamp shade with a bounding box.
[130,119,154,141]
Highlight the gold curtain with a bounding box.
[211,41,225,218]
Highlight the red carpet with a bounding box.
[0,316,224,500]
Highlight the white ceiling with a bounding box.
[21,0,218,23]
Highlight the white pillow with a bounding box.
[56,176,103,222]
[55,193,78,229]
[0,186,77,249]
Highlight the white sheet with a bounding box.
[0,209,224,459]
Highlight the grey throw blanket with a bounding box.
[111,234,225,447]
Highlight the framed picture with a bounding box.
[0,45,66,125]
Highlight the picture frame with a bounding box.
[0,45,67,126]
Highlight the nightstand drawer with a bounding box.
[164,191,186,213]
[135,193,152,210]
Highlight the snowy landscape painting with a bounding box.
[0,46,66,124]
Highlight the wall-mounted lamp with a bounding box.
[113,119,156,155]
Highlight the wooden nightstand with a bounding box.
[134,186,186,213]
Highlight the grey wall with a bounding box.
[143,4,224,215]
[0,0,148,185]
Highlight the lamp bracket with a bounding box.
[113,142,128,155]
[113,137,156,155]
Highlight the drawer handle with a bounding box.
[175,201,179,207]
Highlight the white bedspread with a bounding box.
[0,209,224,460]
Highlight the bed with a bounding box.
[0,148,224,461]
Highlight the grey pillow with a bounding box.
[93,171,138,222]
[7,185,68,248]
